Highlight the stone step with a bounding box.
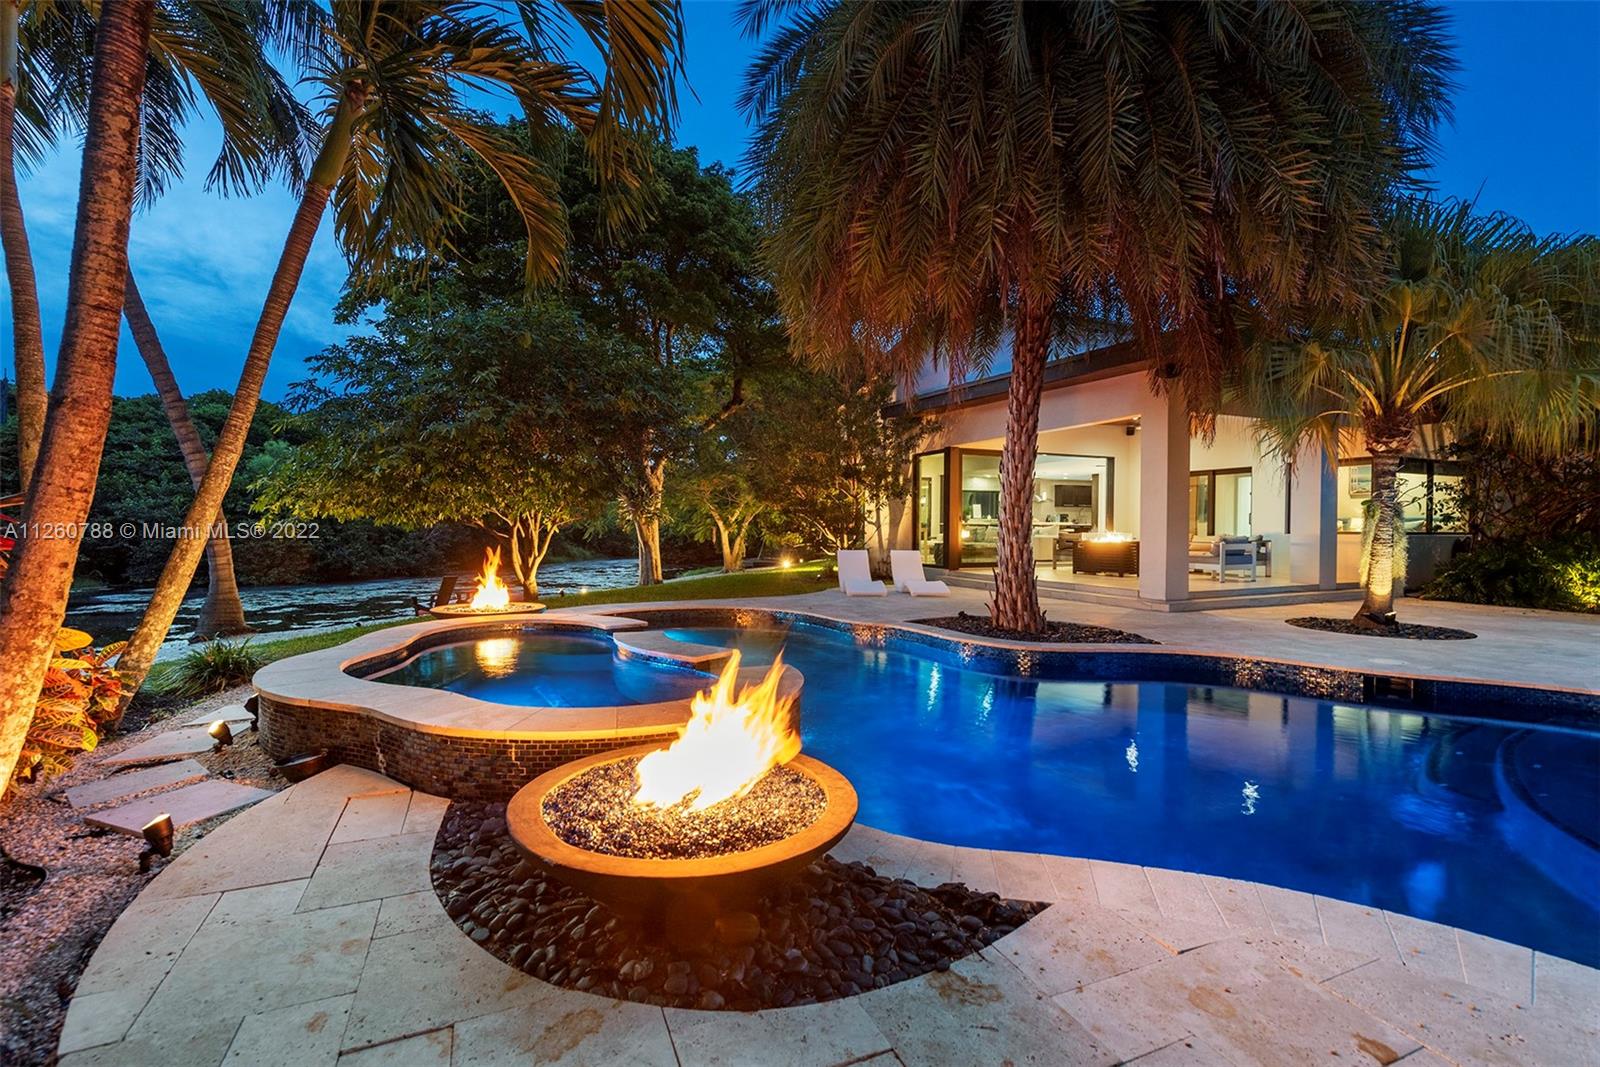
[65,760,209,809]
[178,704,253,727]
[84,780,276,837]
[100,728,219,766]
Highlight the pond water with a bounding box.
[64,557,641,661]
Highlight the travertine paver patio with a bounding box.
[60,764,1599,1066]
[559,586,1600,696]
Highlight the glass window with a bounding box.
[1188,474,1211,537]
[1214,472,1253,537]
[916,452,947,566]
[958,454,1001,565]
[1430,464,1466,533]
[1336,463,1371,533]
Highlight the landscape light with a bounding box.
[780,557,793,569]
[140,813,174,872]
[208,720,234,749]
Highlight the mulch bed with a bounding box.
[543,756,825,860]
[433,801,1044,1011]
[1285,617,1477,641]
[0,686,286,1067]
[915,611,1156,645]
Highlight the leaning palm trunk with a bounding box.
[989,303,1050,633]
[0,0,153,794]
[116,88,364,697]
[0,0,47,492]
[1356,447,1406,627]
[123,271,250,637]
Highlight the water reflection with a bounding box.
[662,623,1600,964]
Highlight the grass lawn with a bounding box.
[145,561,834,692]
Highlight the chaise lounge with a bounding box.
[889,550,951,596]
[836,550,888,596]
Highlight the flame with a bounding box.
[470,547,511,610]
[632,650,800,811]
[1082,530,1134,543]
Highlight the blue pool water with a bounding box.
[370,632,707,707]
[663,623,1600,964]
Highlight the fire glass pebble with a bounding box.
[541,756,826,859]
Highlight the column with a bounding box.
[1137,390,1189,602]
[1287,440,1337,589]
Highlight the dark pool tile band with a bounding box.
[613,606,1600,729]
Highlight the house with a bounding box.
[887,340,1466,609]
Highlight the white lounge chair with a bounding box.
[890,550,951,596]
[836,550,887,596]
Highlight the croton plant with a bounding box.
[13,628,131,789]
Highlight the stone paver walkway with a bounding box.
[60,766,1599,1067]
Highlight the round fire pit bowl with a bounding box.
[507,743,857,931]
[428,601,546,620]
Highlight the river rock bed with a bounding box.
[917,612,1157,645]
[1286,616,1477,640]
[541,756,825,859]
[434,801,1045,1010]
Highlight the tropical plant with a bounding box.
[0,0,155,799]
[741,0,1454,631]
[116,0,686,697]
[165,638,265,697]
[1234,199,1600,627]
[12,628,129,792]
[1423,533,1600,613]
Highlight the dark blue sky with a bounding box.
[7,0,1598,402]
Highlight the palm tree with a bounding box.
[5,1,318,634]
[124,271,251,636]
[0,0,156,795]
[114,0,685,693]
[740,0,1454,632]
[1235,199,1600,628]
[1,0,48,490]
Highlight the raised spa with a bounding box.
[366,630,709,708]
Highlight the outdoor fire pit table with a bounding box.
[1073,537,1140,576]
[507,742,858,933]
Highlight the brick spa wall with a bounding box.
[258,696,678,801]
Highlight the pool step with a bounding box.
[612,630,735,672]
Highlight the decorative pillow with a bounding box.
[1188,539,1219,554]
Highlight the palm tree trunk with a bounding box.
[0,0,153,795]
[1355,449,1403,627]
[990,301,1048,633]
[116,86,364,697]
[1,0,47,493]
[123,271,250,637]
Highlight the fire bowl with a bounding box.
[429,601,546,619]
[507,743,857,929]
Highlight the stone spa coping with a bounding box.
[251,613,793,744]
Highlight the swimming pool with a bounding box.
[368,631,708,708]
[664,621,1600,964]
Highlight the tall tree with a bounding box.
[255,299,633,596]
[116,0,685,695]
[4,0,317,631]
[0,0,45,491]
[562,140,778,584]
[0,0,155,795]
[742,0,1454,631]
[1235,199,1600,627]
[123,272,250,635]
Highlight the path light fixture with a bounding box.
[208,720,234,749]
[139,813,174,872]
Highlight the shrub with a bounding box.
[14,629,130,790]
[167,639,267,698]
[1422,534,1600,613]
